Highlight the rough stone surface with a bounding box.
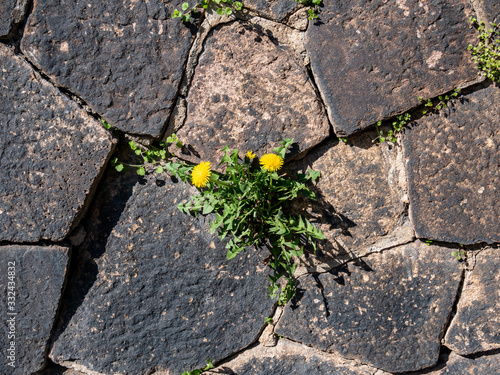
[444,248,500,355]
[243,0,301,21]
[50,153,275,375]
[21,0,195,137]
[286,131,407,270]
[429,351,500,374]
[0,245,69,375]
[306,0,479,136]
[276,241,463,373]
[403,84,500,244]
[473,0,500,25]
[211,339,389,375]
[0,0,29,37]
[0,44,114,242]
[176,21,329,165]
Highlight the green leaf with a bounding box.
[137,167,146,176]
[101,118,111,129]
[182,14,190,22]
[239,181,251,194]
[156,166,164,174]
[225,7,232,15]
[181,2,189,11]
[115,164,124,172]
[202,203,214,215]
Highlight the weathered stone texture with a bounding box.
[306,0,479,136]
[176,21,329,165]
[243,0,301,21]
[444,248,500,355]
[50,158,275,375]
[287,132,407,269]
[474,0,500,24]
[0,245,69,375]
[276,241,463,373]
[429,351,500,374]
[211,339,389,375]
[403,85,500,244]
[0,0,29,37]
[21,0,195,137]
[0,44,114,242]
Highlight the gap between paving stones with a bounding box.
[0,0,33,45]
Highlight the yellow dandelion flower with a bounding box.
[246,151,256,159]
[191,161,212,188]
[260,153,284,172]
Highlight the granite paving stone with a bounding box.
[0,44,114,242]
[276,241,463,373]
[287,131,407,265]
[0,245,69,375]
[210,339,390,375]
[49,154,275,375]
[403,84,500,244]
[444,248,500,355]
[21,0,195,137]
[428,351,500,374]
[176,21,330,165]
[306,0,479,136]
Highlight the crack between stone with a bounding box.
[441,266,466,347]
[463,347,500,359]
[0,0,33,48]
[37,247,74,375]
[311,273,330,317]
[164,15,237,139]
[235,5,305,30]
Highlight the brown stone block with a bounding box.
[177,21,330,165]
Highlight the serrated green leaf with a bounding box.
[137,167,146,176]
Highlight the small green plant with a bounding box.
[372,88,461,144]
[172,0,242,22]
[182,359,214,375]
[172,0,322,22]
[373,112,411,143]
[295,0,322,20]
[425,239,432,246]
[451,249,467,261]
[100,118,112,130]
[112,134,183,176]
[114,137,325,305]
[265,317,273,325]
[468,17,500,82]
[418,88,461,115]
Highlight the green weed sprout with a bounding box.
[114,137,325,306]
[468,17,500,82]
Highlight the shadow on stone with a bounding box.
[50,141,139,346]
